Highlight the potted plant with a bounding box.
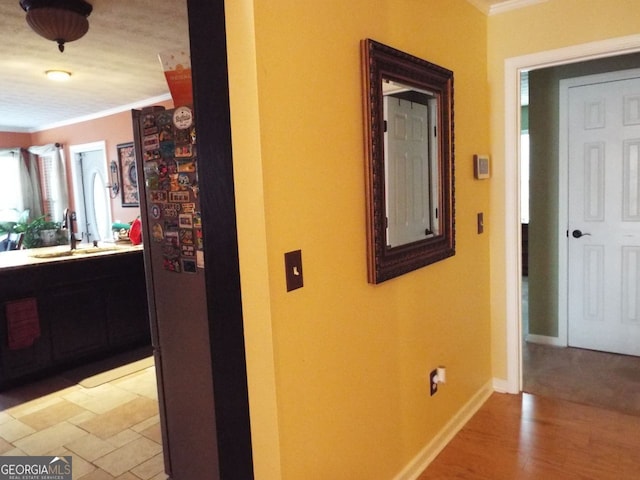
[14,214,62,249]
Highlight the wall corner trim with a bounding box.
[392,381,494,480]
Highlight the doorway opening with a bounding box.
[508,35,640,415]
[69,142,113,245]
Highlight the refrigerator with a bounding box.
[132,105,220,479]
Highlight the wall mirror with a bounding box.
[361,39,455,284]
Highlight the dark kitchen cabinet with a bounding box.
[0,249,150,389]
[43,283,108,362]
[106,279,149,347]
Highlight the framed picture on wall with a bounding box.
[117,142,139,207]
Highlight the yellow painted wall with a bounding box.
[228,1,491,478]
[488,0,640,381]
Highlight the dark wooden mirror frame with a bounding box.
[361,39,455,284]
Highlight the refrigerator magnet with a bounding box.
[157,162,169,178]
[179,214,193,228]
[181,203,196,214]
[175,144,193,158]
[177,173,191,189]
[159,124,173,142]
[182,259,197,274]
[173,106,193,130]
[162,204,180,218]
[152,223,164,242]
[179,229,194,245]
[150,191,167,203]
[169,191,190,202]
[160,141,175,158]
[157,111,173,127]
[143,113,157,129]
[143,134,160,151]
[143,149,160,162]
[176,160,196,172]
[163,257,181,273]
[150,204,162,220]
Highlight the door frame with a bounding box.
[68,141,110,244]
[503,34,640,394]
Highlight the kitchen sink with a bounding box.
[30,245,121,259]
[71,246,120,255]
[30,250,74,259]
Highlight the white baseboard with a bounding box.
[492,377,512,393]
[526,334,565,347]
[392,380,494,480]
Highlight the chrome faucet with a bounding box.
[63,208,77,250]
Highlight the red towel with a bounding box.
[6,298,41,350]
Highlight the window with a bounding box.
[29,144,65,223]
[0,150,25,223]
[520,133,530,224]
[521,72,530,224]
[39,153,57,220]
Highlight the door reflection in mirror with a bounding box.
[383,80,439,247]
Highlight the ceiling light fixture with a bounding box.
[20,0,93,53]
[46,70,72,81]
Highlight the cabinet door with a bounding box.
[106,280,150,347]
[42,285,108,362]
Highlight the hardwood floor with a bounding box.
[419,392,640,479]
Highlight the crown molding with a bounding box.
[490,0,548,15]
[466,0,548,16]
[29,93,172,133]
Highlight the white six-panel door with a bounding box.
[567,72,640,356]
[385,97,434,247]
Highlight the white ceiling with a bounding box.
[1,0,532,133]
[0,0,189,133]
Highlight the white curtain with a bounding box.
[0,147,43,221]
[29,143,67,223]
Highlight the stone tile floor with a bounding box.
[0,358,166,479]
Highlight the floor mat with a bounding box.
[77,356,154,388]
[60,346,154,388]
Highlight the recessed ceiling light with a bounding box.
[46,70,72,81]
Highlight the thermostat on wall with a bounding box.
[473,154,490,180]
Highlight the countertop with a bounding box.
[0,243,143,272]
